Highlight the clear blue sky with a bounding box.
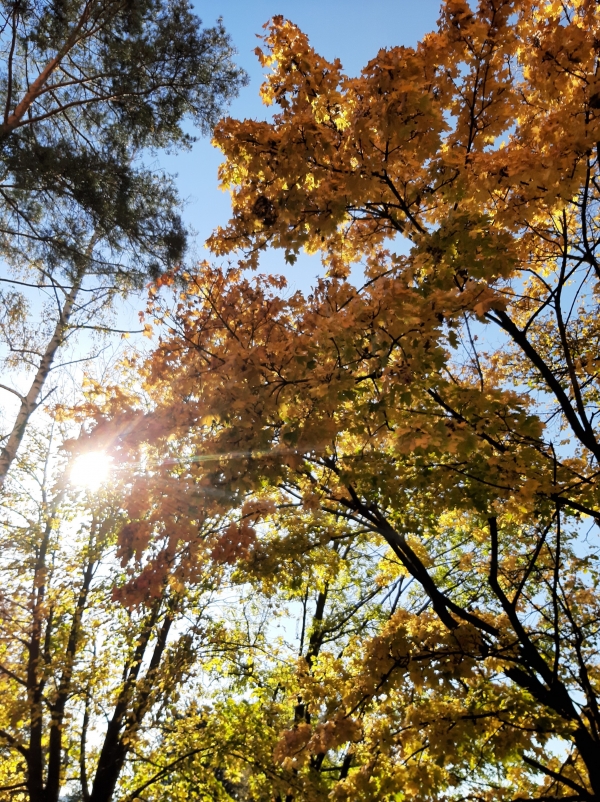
[163,0,443,290]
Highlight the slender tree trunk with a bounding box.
[88,599,171,802]
[0,1,92,138]
[0,275,82,486]
[26,510,56,802]
[45,557,94,801]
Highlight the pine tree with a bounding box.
[0,0,247,484]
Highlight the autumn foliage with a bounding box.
[16,0,600,800]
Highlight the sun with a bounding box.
[70,451,113,490]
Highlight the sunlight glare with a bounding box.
[70,451,113,490]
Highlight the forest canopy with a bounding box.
[5,1,600,801]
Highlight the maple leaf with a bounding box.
[87,3,600,799]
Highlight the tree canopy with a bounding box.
[8,0,600,800]
[0,0,244,269]
[0,0,247,486]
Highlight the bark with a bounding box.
[88,598,175,802]
[26,509,57,802]
[0,0,93,137]
[45,557,94,801]
[0,273,82,487]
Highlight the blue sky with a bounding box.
[161,0,443,291]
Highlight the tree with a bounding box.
[0,0,243,265]
[86,2,600,799]
[0,0,246,486]
[0,422,253,802]
[142,516,542,802]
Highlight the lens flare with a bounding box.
[70,451,113,490]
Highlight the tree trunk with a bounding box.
[0,275,82,486]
